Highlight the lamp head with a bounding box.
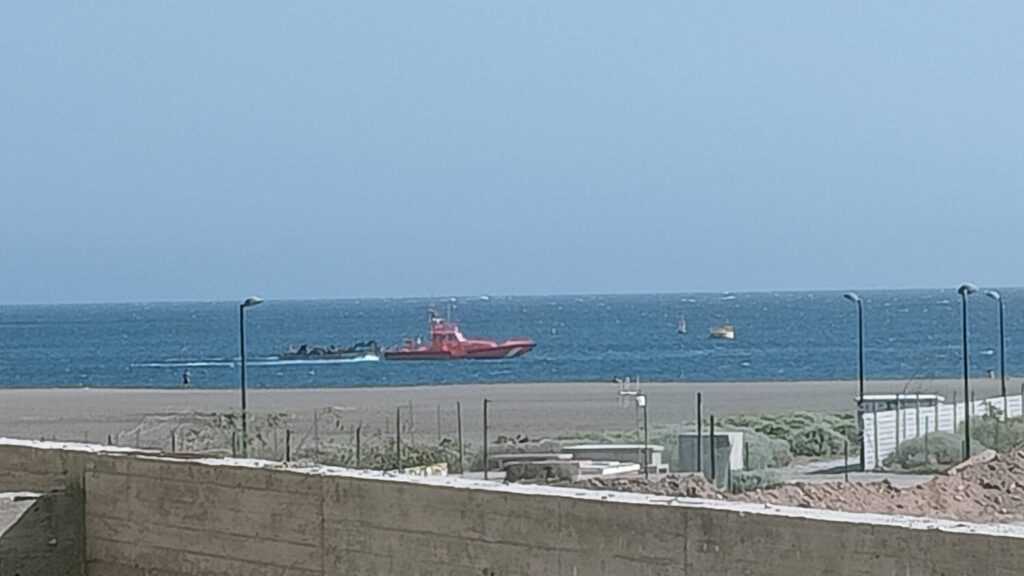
[958,284,978,296]
[843,292,861,303]
[241,296,265,309]
[986,290,1002,301]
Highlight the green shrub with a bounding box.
[883,432,985,472]
[970,413,1024,453]
[730,469,783,493]
[721,412,857,458]
[739,429,793,470]
[788,423,849,457]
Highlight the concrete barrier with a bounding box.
[2,438,1024,575]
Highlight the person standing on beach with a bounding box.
[182,368,191,389]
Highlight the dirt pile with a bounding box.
[734,449,1024,523]
[565,449,1024,524]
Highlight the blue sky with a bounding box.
[2,2,1023,304]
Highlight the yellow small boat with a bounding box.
[709,324,735,340]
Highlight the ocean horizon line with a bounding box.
[2,285,1019,308]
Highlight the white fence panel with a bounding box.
[862,394,1023,470]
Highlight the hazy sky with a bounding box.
[3,2,1023,304]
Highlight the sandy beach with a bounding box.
[0,377,1014,449]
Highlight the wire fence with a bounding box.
[29,387,867,491]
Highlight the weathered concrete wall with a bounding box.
[323,474,1024,576]
[0,441,104,576]
[0,440,90,493]
[0,492,83,576]
[86,455,324,575]
[3,439,1024,575]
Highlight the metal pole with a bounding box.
[961,291,971,462]
[483,399,490,480]
[408,400,415,444]
[871,402,879,471]
[709,415,716,482]
[396,407,402,472]
[894,395,900,448]
[239,304,248,457]
[170,430,176,453]
[696,393,703,474]
[856,299,866,471]
[285,429,291,462]
[437,404,442,443]
[457,401,464,474]
[313,410,320,455]
[844,439,849,482]
[857,300,865,402]
[952,392,958,433]
[356,425,362,468]
[915,393,921,438]
[642,401,649,480]
[999,297,1007,398]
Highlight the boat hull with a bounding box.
[384,342,535,361]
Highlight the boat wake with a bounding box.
[132,356,380,368]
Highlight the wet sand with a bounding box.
[0,377,1013,445]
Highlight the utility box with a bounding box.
[677,432,743,488]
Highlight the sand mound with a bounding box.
[566,449,1024,524]
[736,449,1024,523]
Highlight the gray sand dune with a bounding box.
[0,377,1011,447]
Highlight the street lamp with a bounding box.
[843,292,865,471]
[958,283,977,462]
[239,296,264,457]
[843,292,865,402]
[985,290,1007,399]
[635,394,649,480]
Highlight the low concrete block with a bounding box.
[504,460,581,483]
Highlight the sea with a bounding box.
[0,290,1019,389]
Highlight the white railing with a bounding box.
[862,394,1022,469]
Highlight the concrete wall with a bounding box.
[3,439,1024,575]
[86,455,325,575]
[0,491,83,576]
[0,440,111,576]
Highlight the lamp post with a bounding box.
[843,293,865,403]
[635,394,649,480]
[985,290,1007,399]
[239,296,264,457]
[843,292,865,470]
[483,398,490,480]
[958,284,977,461]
